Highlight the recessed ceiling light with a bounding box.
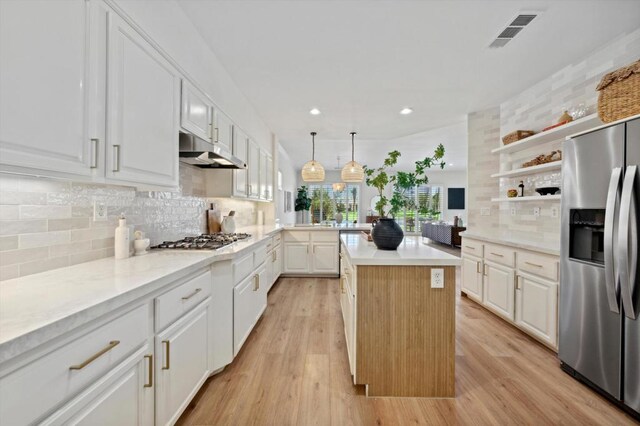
[449,163,454,166]
[400,108,413,115]
[309,108,321,115]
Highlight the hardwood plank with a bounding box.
[178,275,638,425]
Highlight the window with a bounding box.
[308,184,359,224]
[396,185,443,233]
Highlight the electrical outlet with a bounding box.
[551,206,559,218]
[511,207,516,216]
[533,207,541,217]
[431,268,444,289]
[481,207,491,216]
[93,201,107,221]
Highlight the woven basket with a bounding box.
[596,59,640,123]
[502,130,535,145]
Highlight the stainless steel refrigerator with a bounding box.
[560,116,639,419]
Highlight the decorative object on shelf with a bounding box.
[535,187,560,196]
[363,145,446,250]
[294,186,312,224]
[453,216,459,227]
[558,110,574,124]
[522,150,562,168]
[114,213,130,260]
[518,181,525,197]
[335,201,345,224]
[569,103,588,120]
[507,189,519,198]
[502,130,536,145]
[206,203,221,233]
[342,132,365,182]
[221,210,236,234]
[133,230,150,256]
[596,59,640,123]
[301,132,325,182]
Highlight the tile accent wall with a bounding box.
[0,164,273,281]
[466,107,500,232]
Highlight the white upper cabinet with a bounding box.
[0,0,97,177]
[214,109,233,152]
[259,150,268,200]
[180,80,213,142]
[266,155,274,201]
[105,10,180,188]
[247,139,260,199]
[233,128,248,197]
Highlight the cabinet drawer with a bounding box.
[485,244,515,267]
[312,231,338,242]
[234,252,254,284]
[155,270,212,332]
[0,304,149,426]
[284,231,310,242]
[517,251,559,282]
[273,233,282,246]
[462,239,483,256]
[254,243,268,267]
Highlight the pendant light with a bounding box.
[342,132,364,182]
[301,131,325,182]
[332,156,346,192]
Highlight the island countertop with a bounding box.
[340,234,461,266]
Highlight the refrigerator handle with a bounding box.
[618,165,638,320]
[604,167,622,314]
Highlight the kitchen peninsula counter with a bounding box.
[339,234,459,398]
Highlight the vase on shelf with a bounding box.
[335,212,343,224]
[371,218,404,250]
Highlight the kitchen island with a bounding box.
[339,234,461,398]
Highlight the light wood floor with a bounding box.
[177,274,638,425]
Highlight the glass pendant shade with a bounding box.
[332,182,346,192]
[301,132,325,182]
[341,132,364,182]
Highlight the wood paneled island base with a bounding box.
[339,234,461,398]
[356,265,456,397]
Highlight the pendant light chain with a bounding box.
[342,131,364,182]
[351,132,356,162]
[301,131,325,182]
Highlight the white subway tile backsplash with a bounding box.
[0,236,18,251]
[19,256,69,277]
[48,218,91,231]
[0,265,20,281]
[20,205,71,219]
[0,205,19,220]
[0,247,49,266]
[19,231,70,249]
[0,220,48,236]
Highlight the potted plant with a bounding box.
[364,145,445,250]
[335,201,346,224]
[294,185,312,224]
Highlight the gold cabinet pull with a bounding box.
[69,340,120,370]
[90,138,99,168]
[144,354,153,388]
[340,277,345,294]
[525,261,543,268]
[162,340,171,370]
[476,261,481,274]
[253,274,259,291]
[490,252,504,257]
[181,288,202,301]
[112,145,120,172]
[464,245,475,250]
[483,264,488,276]
[515,274,521,290]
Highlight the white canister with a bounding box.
[114,214,130,259]
[221,216,236,234]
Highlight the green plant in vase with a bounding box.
[294,185,312,224]
[363,145,445,249]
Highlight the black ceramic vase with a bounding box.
[370,218,404,250]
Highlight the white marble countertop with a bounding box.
[340,234,461,266]
[280,223,372,231]
[0,224,283,363]
[459,231,560,256]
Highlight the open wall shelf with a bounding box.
[491,161,562,178]
[491,194,561,202]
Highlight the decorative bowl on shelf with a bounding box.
[535,187,560,196]
[507,189,518,198]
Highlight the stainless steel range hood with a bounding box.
[179,132,246,169]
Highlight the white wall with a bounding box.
[112,0,273,154]
[277,144,297,225]
[426,170,467,223]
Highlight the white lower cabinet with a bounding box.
[515,273,558,347]
[282,231,339,275]
[283,243,311,273]
[461,255,483,302]
[42,345,154,426]
[156,300,211,425]
[483,261,515,321]
[233,265,267,355]
[312,243,339,273]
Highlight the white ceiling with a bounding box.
[178,0,640,169]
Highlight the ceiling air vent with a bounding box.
[489,13,538,49]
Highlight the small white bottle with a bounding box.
[114,213,130,259]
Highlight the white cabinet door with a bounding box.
[312,243,339,274]
[214,109,233,152]
[247,139,260,199]
[266,248,274,292]
[515,273,558,348]
[283,243,310,273]
[0,0,96,177]
[266,154,274,201]
[106,12,179,188]
[271,245,282,285]
[259,150,268,200]
[483,262,515,321]
[42,347,154,426]
[233,270,267,355]
[180,80,212,141]
[232,128,248,197]
[462,255,483,302]
[156,302,211,426]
